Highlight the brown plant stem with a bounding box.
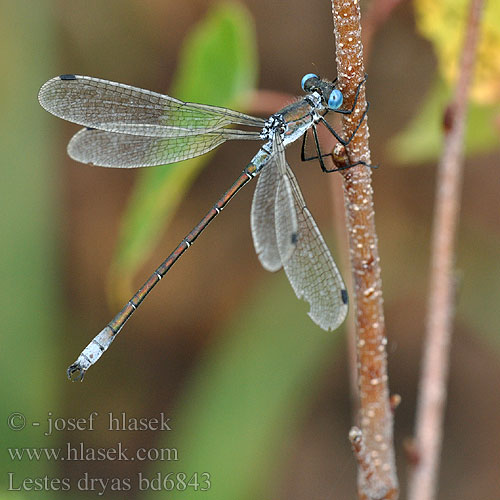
[408,0,485,499]
[330,1,398,499]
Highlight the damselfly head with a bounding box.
[300,73,343,111]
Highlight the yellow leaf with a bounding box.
[415,0,500,104]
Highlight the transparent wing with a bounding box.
[251,155,282,271]
[38,75,266,137]
[276,134,349,331]
[273,138,298,266]
[251,133,297,271]
[68,127,261,168]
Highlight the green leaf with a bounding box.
[108,2,258,301]
[389,78,500,165]
[148,274,342,500]
[0,0,61,490]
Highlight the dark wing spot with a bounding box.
[291,232,298,245]
[86,127,97,131]
[59,74,77,80]
[341,289,348,305]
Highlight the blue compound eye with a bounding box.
[301,73,318,91]
[328,89,343,110]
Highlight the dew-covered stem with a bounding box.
[331,1,398,498]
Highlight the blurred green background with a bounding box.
[1,0,499,499]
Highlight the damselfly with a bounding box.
[38,73,368,380]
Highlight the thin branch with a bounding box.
[333,0,403,419]
[329,147,360,416]
[407,1,485,499]
[330,1,398,499]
